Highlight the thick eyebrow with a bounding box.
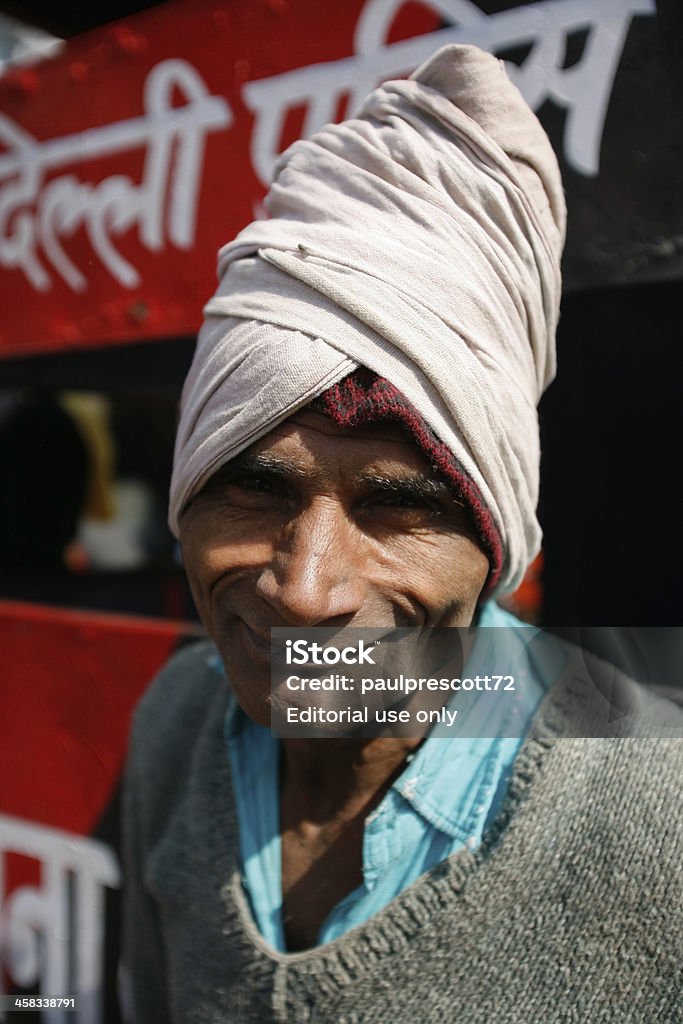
[356,472,465,508]
[205,453,310,486]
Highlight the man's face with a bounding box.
[179,410,490,725]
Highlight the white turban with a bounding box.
[170,44,566,594]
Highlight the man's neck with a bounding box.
[279,736,423,950]
[280,736,422,823]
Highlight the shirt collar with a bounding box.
[386,601,546,842]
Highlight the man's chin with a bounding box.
[215,648,273,728]
[230,683,273,729]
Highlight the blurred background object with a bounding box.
[0,10,62,71]
[0,391,87,570]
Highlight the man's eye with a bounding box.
[379,494,425,509]
[364,493,438,514]
[189,472,295,516]
[224,475,297,504]
[233,475,277,493]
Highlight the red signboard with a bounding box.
[0,600,202,1007]
[0,0,443,355]
[0,0,667,355]
[0,600,199,832]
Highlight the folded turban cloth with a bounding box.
[170,44,566,595]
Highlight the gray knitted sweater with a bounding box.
[122,640,683,1024]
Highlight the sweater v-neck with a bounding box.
[208,652,575,977]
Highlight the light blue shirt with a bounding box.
[224,603,564,952]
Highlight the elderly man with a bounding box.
[121,44,682,1023]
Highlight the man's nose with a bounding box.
[255,499,367,626]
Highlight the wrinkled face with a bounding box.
[179,410,490,725]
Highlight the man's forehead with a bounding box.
[244,409,434,476]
